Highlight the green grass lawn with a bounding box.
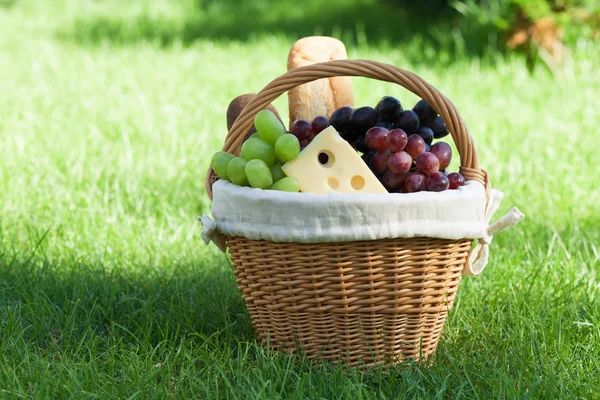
[1,0,599,398]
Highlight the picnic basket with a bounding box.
[205,60,493,367]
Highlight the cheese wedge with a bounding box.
[282,126,388,194]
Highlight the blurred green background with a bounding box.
[6,0,597,67]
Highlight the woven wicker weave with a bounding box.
[205,60,487,366]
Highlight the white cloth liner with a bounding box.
[201,179,524,275]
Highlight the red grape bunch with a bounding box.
[330,96,466,193]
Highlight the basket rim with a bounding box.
[207,178,489,245]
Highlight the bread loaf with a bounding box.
[287,37,354,127]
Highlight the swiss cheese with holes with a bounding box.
[282,126,388,194]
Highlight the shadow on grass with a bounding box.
[0,252,253,353]
[60,0,501,65]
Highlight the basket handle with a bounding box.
[205,59,486,199]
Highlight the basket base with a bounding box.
[227,236,470,367]
[253,310,448,367]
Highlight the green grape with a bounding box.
[274,134,301,164]
[211,151,235,180]
[270,177,300,192]
[270,163,286,183]
[245,159,273,189]
[249,132,260,140]
[240,138,277,167]
[255,109,286,146]
[227,157,249,186]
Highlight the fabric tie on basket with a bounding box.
[199,179,524,275]
[198,215,228,253]
[463,189,525,275]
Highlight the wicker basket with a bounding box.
[205,60,489,367]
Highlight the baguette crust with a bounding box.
[287,37,354,127]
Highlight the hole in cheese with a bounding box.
[350,175,365,190]
[327,177,339,189]
[318,151,335,168]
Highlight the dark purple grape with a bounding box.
[355,135,370,153]
[427,171,450,192]
[365,127,388,151]
[428,115,449,139]
[416,127,434,145]
[448,172,465,189]
[349,106,378,136]
[394,110,420,134]
[343,129,365,141]
[413,100,437,126]
[425,143,431,152]
[430,142,452,170]
[339,130,356,142]
[375,121,394,130]
[416,152,440,175]
[382,170,409,191]
[300,139,310,150]
[404,172,427,193]
[330,107,353,132]
[311,116,330,135]
[375,96,402,122]
[291,119,313,141]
